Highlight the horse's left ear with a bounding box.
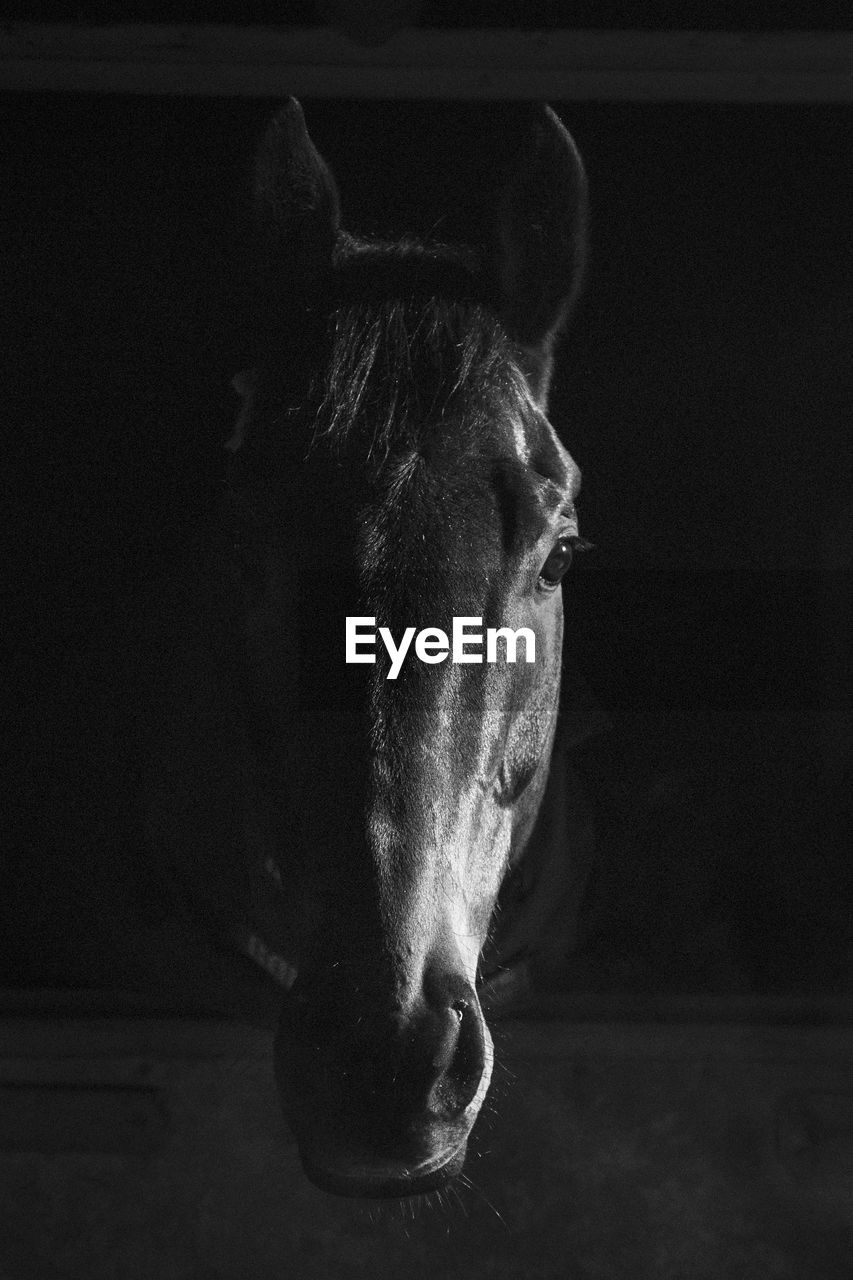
[491,106,588,402]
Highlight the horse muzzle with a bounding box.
[274,971,493,1198]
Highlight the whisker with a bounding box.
[449,1182,470,1219]
[458,1172,508,1228]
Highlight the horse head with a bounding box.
[226,100,587,1197]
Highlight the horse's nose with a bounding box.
[275,967,492,1194]
[413,982,487,1120]
[279,970,488,1125]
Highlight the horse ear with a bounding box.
[253,98,342,300]
[491,106,588,401]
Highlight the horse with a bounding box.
[139,98,590,1199]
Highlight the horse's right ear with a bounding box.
[253,99,341,301]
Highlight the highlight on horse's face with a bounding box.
[236,100,587,1197]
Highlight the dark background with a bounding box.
[4,91,852,998]
[5,3,853,27]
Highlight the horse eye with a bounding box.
[538,535,591,589]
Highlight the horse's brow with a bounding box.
[540,462,581,508]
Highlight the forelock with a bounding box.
[307,242,529,470]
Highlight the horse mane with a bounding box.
[252,238,533,476]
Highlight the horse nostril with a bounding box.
[426,1004,463,1077]
[427,994,487,1119]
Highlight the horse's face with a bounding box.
[232,101,587,1197]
